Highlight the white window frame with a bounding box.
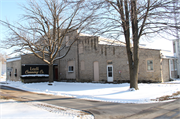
[14,69,17,77]
[107,65,113,82]
[68,66,74,72]
[146,59,154,72]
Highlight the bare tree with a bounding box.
[0,0,96,84]
[87,0,179,90]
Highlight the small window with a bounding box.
[68,66,74,72]
[14,69,17,77]
[147,60,153,71]
[9,72,11,77]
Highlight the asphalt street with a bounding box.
[0,85,179,119]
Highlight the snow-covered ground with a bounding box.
[1,75,180,104]
[0,99,93,119]
[0,75,94,119]
[0,73,6,82]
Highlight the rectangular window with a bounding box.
[15,69,17,77]
[68,66,74,72]
[108,67,113,77]
[147,60,153,71]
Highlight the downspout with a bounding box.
[77,38,80,81]
[59,50,60,81]
[160,57,163,83]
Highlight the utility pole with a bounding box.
[173,0,180,78]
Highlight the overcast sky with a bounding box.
[0,0,174,56]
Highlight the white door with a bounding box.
[107,65,113,82]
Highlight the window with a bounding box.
[68,61,74,72]
[68,66,74,72]
[147,60,153,71]
[14,69,17,77]
[108,67,113,77]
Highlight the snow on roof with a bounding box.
[98,37,126,46]
[79,33,93,36]
[6,57,21,63]
[79,33,126,46]
[160,50,176,59]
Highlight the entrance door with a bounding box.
[107,65,113,82]
[94,61,99,82]
[55,68,58,80]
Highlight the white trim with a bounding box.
[107,65,113,82]
[21,74,49,77]
[169,60,172,78]
[68,66,74,72]
[146,59,154,72]
[68,71,74,73]
[6,57,21,62]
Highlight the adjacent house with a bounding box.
[0,61,2,77]
[6,31,177,83]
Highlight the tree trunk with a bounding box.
[49,63,54,84]
[131,39,139,90]
[129,0,139,90]
[130,64,139,90]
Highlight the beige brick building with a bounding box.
[6,31,177,83]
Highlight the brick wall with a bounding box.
[77,36,162,82]
[162,59,170,82]
[8,31,171,83]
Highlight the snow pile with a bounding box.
[1,79,180,104]
[0,74,6,82]
[0,99,84,119]
[165,79,180,84]
[21,74,49,77]
[31,102,93,119]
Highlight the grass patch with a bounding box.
[0,95,15,100]
[151,91,180,101]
